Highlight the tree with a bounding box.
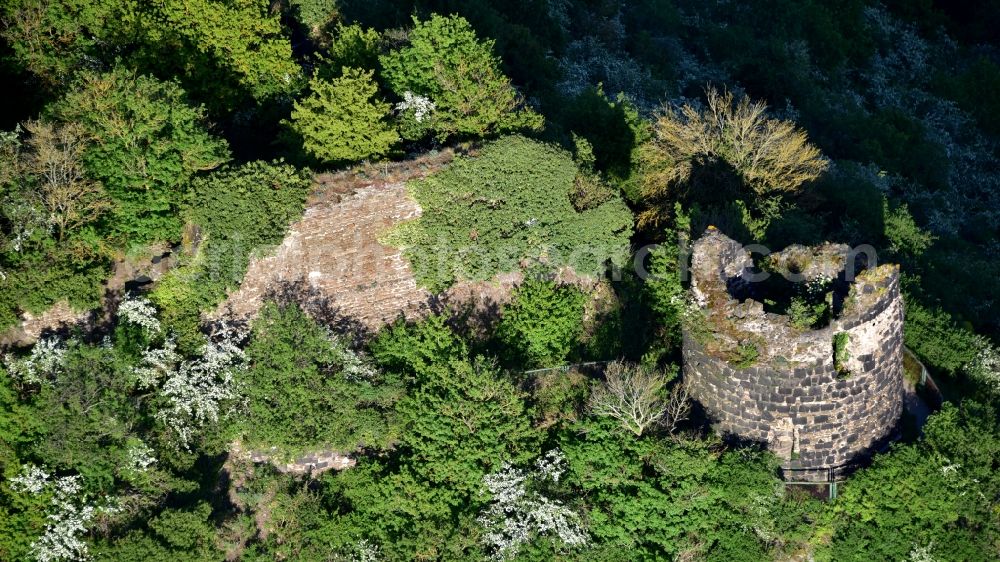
[323,356,541,559]
[2,0,300,109]
[48,67,229,243]
[318,23,381,76]
[588,361,676,436]
[396,358,538,495]
[823,403,1000,561]
[19,121,111,242]
[369,314,467,379]
[0,0,130,90]
[143,0,301,105]
[0,123,112,330]
[496,276,587,368]
[644,203,692,347]
[638,87,827,233]
[0,120,111,243]
[557,418,786,559]
[92,502,221,561]
[478,450,588,560]
[289,69,399,164]
[883,198,936,259]
[380,14,543,141]
[289,0,341,40]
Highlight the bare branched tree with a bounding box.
[589,362,670,436]
[22,120,111,241]
[663,382,692,435]
[638,87,828,229]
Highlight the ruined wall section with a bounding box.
[683,230,904,477]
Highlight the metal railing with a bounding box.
[520,360,613,376]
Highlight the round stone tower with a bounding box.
[682,229,904,480]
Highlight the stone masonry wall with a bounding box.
[683,230,904,480]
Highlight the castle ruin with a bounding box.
[682,228,904,480]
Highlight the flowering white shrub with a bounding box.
[395,92,436,123]
[478,449,587,560]
[124,439,157,475]
[10,464,52,494]
[116,295,161,337]
[967,338,1000,394]
[9,465,116,562]
[155,322,247,450]
[738,482,785,545]
[909,542,937,562]
[353,539,380,562]
[132,337,182,389]
[4,336,67,386]
[534,449,566,483]
[327,331,378,382]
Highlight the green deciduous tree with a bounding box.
[3,0,299,110]
[883,198,936,259]
[645,203,691,346]
[323,356,539,559]
[380,14,543,141]
[558,418,788,559]
[92,502,222,561]
[319,23,381,76]
[0,0,134,90]
[903,298,982,376]
[289,0,340,39]
[823,402,1000,561]
[49,67,229,244]
[396,357,538,495]
[143,0,301,105]
[289,69,399,164]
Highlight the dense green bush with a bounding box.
[387,135,633,291]
[903,298,982,376]
[369,313,467,379]
[938,57,1000,135]
[496,276,587,368]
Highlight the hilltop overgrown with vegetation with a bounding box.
[1,1,999,560]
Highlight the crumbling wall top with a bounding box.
[688,228,899,366]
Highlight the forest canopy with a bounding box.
[1,1,999,561]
